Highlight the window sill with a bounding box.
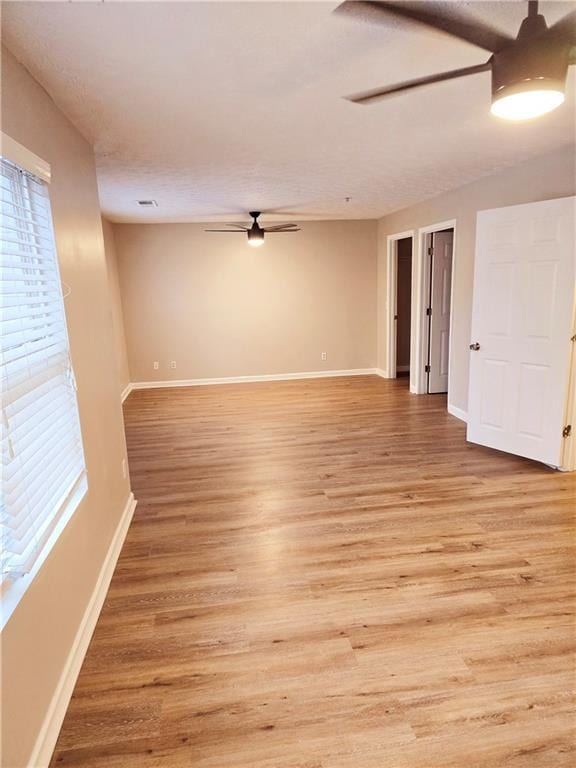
[1,473,88,632]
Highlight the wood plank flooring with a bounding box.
[50,376,576,767]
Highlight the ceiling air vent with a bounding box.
[136,200,158,208]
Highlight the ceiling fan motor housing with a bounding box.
[248,213,265,245]
[491,28,570,103]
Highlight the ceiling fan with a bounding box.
[205,211,300,247]
[337,0,575,120]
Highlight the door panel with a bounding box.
[439,329,449,376]
[485,262,513,337]
[517,363,547,438]
[428,230,453,393]
[525,261,558,339]
[467,197,575,466]
[479,358,508,430]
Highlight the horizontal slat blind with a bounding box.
[1,157,86,580]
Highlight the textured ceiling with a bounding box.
[2,1,575,223]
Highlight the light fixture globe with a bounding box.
[491,79,565,120]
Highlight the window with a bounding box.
[1,156,86,598]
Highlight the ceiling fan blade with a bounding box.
[547,9,576,45]
[204,229,247,233]
[346,61,491,104]
[335,1,512,53]
[268,229,301,233]
[223,223,251,230]
[263,224,300,231]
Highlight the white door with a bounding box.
[428,230,453,394]
[467,197,575,466]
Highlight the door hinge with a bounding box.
[571,334,576,342]
[428,247,434,256]
[425,364,431,373]
[426,307,432,316]
[562,425,572,438]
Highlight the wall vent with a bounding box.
[136,200,158,207]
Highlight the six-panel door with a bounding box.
[467,197,575,466]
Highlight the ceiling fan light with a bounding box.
[491,80,565,121]
[247,231,264,247]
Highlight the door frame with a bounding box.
[561,292,576,471]
[385,230,415,379]
[413,220,457,397]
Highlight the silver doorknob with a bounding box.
[469,342,481,351]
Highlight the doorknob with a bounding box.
[469,342,481,351]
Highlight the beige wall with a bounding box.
[103,217,131,396]
[113,220,378,382]
[377,145,576,413]
[1,48,131,767]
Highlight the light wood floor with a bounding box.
[51,376,575,767]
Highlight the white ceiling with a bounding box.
[2,1,574,223]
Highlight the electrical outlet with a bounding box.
[122,459,127,479]
[153,361,159,370]
[170,360,177,369]
[321,352,327,361]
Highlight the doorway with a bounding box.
[384,231,415,381]
[396,238,412,381]
[425,229,453,394]
[385,221,456,403]
[405,219,457,401]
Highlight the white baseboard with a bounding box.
[120,383,132,403]
[448,403,468,423]
[28,493,137,768]
[130,368,378,390]
[375,368,388,379]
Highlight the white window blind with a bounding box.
[1,157,86,581]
